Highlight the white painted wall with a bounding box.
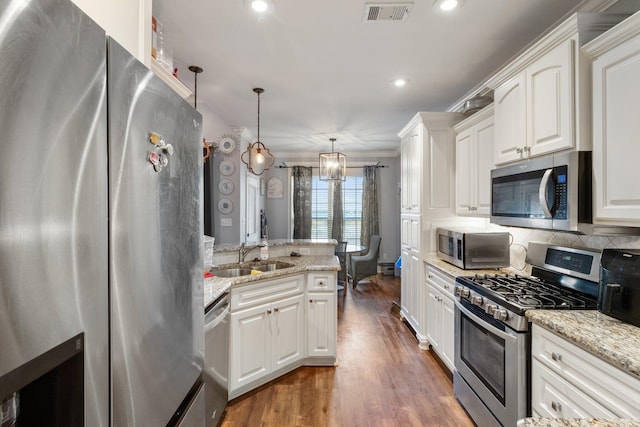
[71,0,151,64]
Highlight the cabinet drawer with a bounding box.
[532,325,640,418]
[231,274,304,311]
[426,264,455,297]
[532,358,615,419]
[307,272,336,292]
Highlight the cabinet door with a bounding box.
[425,283,440,352]
[527,40,574,157]
[408,253,422,334]
[455,129,474,215]
[400,248,411,315]
[440,294,455,371]
[592,34,640,225]
[271,294,304,370]
[400,136,411,211]
[494,73,526,165]
[475,118,494,215]
[229,302,271,391]
[307,293,336,358]
[409,217,420,252]
[409,131,422,212]
[401,216,410,248]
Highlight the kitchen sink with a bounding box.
[210,261,294,278]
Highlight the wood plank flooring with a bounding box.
[220,274,474,427]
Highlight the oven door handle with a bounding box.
[455,299,518,341]
[538,168,554,218]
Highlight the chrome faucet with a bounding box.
[238,242,263,264]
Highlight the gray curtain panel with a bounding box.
[360,165,379,249]
[292,166,313,239]
[330,180,343,241]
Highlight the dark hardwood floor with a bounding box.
[220,274,474,427]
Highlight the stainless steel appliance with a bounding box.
[436,227,510,269]
[490,151,592,231]
[108,39,204,426]
[453,242,601,426]
[599,248,640,328]
[0,1,205,423]
[0,0,108,424]
[204,292,230,426]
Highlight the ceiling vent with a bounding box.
[363,3,413,22]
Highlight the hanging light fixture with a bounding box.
[241,88,275,175]
[189,65,215,163]
[319,138,346,181]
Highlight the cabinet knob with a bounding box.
[516,147,523,154]
[524,146,531,153]
[551,401,562,412]
[319,281,324,286]
[309,299,313,303]
[551,352,562,362]
[266,309,272,315]
[274,307,279,312]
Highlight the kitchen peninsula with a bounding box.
[204,239,340,400]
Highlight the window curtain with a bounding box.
[330,180,343,241]
[360,165,379,249]
[292,166,313,239]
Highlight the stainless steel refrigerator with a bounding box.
[0,0,205,425]
[107,39,205,426]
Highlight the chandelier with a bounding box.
[319,138,346,181]
[241,88,275,175]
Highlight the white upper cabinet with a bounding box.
[488,13,624,166]
[584,11,640,226]
[455,105,495,216]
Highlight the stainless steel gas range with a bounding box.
[452,242,602,427]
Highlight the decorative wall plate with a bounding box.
[218,198,233,214]
[219,159,235,176]
[218,136,236,154]
[218,178,234,195]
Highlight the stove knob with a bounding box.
[493,309,508,321]
[461,288,471,298]
[454,286,463,296]
[485,304,498,315]
[471,296,483,306]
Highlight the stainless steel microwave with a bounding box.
[436,227,510,270]
[490,151,592,231]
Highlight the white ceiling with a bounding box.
[154,0,634,158]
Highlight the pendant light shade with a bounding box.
[241,88,275,175]
[319,138,346,181]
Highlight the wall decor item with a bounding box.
[219,159,235,176]
[218,198,233,214]
[218,178,234,195]
[266,176,283,199]
[218,136,236,154]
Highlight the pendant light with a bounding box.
[241,88,275,175]
[319,138,346,181]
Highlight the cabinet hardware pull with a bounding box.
[274,307,279,312]
[309,299,313,303]
[551,401,561,412]
[516,147,523,154]
[551,352,562,362]
[267,309,272,314]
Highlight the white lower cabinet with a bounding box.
[228,271,337,399]
[229,293,304,394]
[307,272,337,359]
[531,324,640,419]
[425,264,455,371]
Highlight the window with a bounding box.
[311,174,363,247]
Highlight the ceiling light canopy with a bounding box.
[246,0,274,14]
[393,78,407,87]
[319,138,346,182]
[241,88,275,175]
[433,0,466,12]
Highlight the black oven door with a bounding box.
[454,300,529,427]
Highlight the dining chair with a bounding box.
[349,235,381,289]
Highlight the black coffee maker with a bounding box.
[599,248,640,327]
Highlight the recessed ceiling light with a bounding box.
[246,0,274,13]
[393,78,407,87]
[433,0,466,12]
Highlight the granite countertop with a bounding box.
[518,418,640,427]
[526,310,640,380]
[424,254,524,278]
[212,238,337,253]
[204,255,340,311]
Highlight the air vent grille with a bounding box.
[363,3,413,22]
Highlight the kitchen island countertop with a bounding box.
[526,310,640,380]
[204,255,340,311]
